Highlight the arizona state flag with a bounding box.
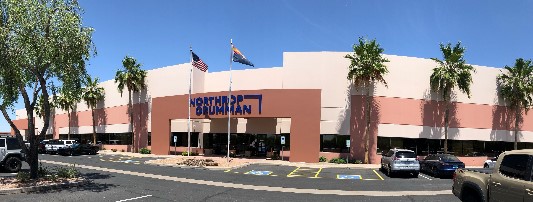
[232,46,254,67]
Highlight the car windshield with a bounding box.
[71,143,80,148]
[440,155,460,162]
[395,151,416,158]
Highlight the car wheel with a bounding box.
[483,164,489,169]
[413,172,419,178]
[4,157,22,173]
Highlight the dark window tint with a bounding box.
[6,138,21,150]
[499,154,530,180]
[440,155,461,162]
[395,151,416,158]
[0,139,5,147]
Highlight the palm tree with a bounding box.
[345,37,389,164]
[115,56,147,153]
[430,42,475,154]
[82,75,105,145]
[55,88,80,140]
[497,58,533,150]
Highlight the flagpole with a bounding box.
[188,46,193,157]
[227,39,233,162]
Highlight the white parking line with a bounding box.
[115,195,152,202]
[419,174,432,180]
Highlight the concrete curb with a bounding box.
[0,179,89,195]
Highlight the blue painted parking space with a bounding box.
[245,170,272,176]
[336,174,362,180]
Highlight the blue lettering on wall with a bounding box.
[192,94,262,116]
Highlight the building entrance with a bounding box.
[203,133,290,158]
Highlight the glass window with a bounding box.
[170,132,198,147]
[395,151,416,158]
[440,155,460,162]
[499,154,530,180]
[148,132,151,146]
[6,138,21,150]
[0,139,5,147]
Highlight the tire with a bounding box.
[483,164,489,168]
[4,157,22,173]
[462,189,482,202]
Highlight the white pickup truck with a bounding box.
[452,149,533,202]
[45,139,76,154]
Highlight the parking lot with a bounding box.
[222,163,450,181]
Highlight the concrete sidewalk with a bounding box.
[99,150,483,169]
[98,150,381,169]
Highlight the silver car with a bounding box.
[380,149,420,177]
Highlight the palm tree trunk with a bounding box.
[129,90,135,153]
[364,83,372,164]
[443,94,449,154]
[92,107,96,145]
[514,107,520,150]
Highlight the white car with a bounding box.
[483,156,498,168]
[45,139,76,154]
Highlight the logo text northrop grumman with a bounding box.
[190,94,262,116]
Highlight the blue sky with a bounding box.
[2,0,533,131]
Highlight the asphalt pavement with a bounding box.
[0,154,460,202]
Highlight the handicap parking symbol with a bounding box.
[337,175,361,180]
[246,170,272,176]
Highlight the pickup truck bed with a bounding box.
[460,168,492,174]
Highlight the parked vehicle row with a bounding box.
[380,148,465,178]
[39,139,99,156]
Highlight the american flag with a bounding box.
[191,51,208,72]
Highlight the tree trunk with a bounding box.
[514,107,520,150]
[27,109,39,179]
[364,83,372,164]
[129,90,135,153]
[67,110,71,140]
[92,107,96,145]
[443,95,449,154]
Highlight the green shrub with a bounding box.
[38,162,51,178]
[111,149,117,152]
[319,156,327,162]
[56,164,79,178]
[16,171,30,182]
[140,148,151,154]
[353,160,363,164]
[329,158,347,164]
[181,151,198,156]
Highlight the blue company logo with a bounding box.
[190,94,262,116]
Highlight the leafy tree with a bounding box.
[115,56,147,153]
[497,58,533,150]
[0,0,94,179]
[55,85,82,140]
[345,37,389,164]
[430,42,475,154]
[82,75,105,145]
